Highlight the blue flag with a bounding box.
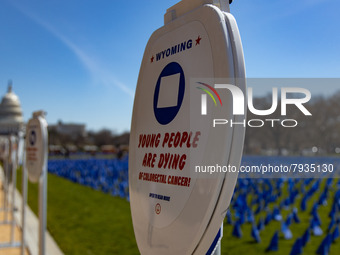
[316,234,331,255]
[265,211,272,225]
[273,206,282,221]
[311,202,318,215]
[226,210,233,225]
[254,204,262,215]
[311,216,323,236]
[257,217,265,232]
[318,192,328,206]
[246,208,255,223]
[232,220,243,238]
[285,213,293,227]
[281,222,293,240]
[312,210,322,227]
[266,231,279,252]
[332,225,339,242]
[301,228,310,247]
[300,196,307,211]
[327,217,335,232]
[251,224,261,243]
[292,208,301,224]
[290,238,303,255]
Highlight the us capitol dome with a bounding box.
[0,81,24,135]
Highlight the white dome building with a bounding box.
[0,82,24,135]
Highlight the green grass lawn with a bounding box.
[16,169,139,255]
[16,168,339,254]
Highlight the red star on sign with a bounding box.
[151,56,154,63]
[195,36,202,45]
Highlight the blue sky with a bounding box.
[0,0,339,133]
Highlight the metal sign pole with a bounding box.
[10,135,18,244]
[21,137,27,255]
[210,223,223,255]
[213,244,221,255]
[4,140,9,223]
[38,163,47,255]
[212,224,223,255]
[0,138,9,218]
[1,158,7,216]
[1,162,4,210]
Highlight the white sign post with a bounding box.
[10,135,18,244]
[25,111,48,255]
[21,144,28,255]
[129,0,246,254]
[0,137,10,224]
[0,135,22,250]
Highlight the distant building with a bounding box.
[49,121,87,139]
[0,82,24,135]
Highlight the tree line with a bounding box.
[48,91,340,156]
[244,91,340,155]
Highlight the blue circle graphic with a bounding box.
[29,130,36,146]
[153,62,185,125]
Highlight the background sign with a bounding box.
[25,114,48,183]
[0,137,9,160]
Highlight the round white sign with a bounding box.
[129,4,246,255]
[25,115,48,183]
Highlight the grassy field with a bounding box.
[16,169,139,255]
[16,168,339,254]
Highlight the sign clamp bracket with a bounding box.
[165,0,230,24]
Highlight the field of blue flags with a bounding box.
[47,155,340,254]
[48,156,129,199]
[225,177,340,254]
